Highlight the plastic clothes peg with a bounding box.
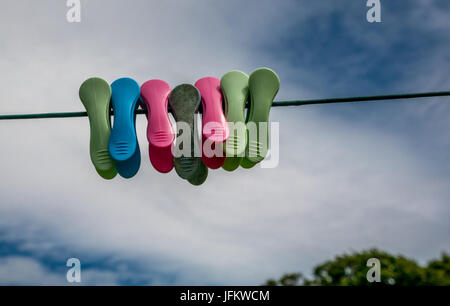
[195,77,229,169]
[109,78,141,178]
[220,71,249,172]
[79,77,117,180]
[187,162,208,186]
[141,80,174,173]
[241,68,280,167]
[169,84,204,180]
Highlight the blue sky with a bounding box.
[0,0,448,285]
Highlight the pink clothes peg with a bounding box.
[149,143,173,173]
[195,77,229,169]
[141,79,175,173]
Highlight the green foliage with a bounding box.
[424,253,450,286]
[265,273,303,286]
[264,249,449,286]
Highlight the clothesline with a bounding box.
[0,90,449,121]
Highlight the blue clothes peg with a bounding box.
[115,105,141,178]
[109,78,141,178]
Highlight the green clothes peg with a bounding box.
[240,103,258,169]
[240,156,257,169]
[79,77,117,180]
[223,156,243,171]
[95,167,118,180]
[221,70,249,172]
[187,162,208,186]
[169,84,204,180]
[244,67,280,165]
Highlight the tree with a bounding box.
[264,249,449,286]
[265,273,303,286]
[424,253,450,286]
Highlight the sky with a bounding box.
[0,0,449,285]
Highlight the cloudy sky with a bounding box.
[0,0,449,285]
